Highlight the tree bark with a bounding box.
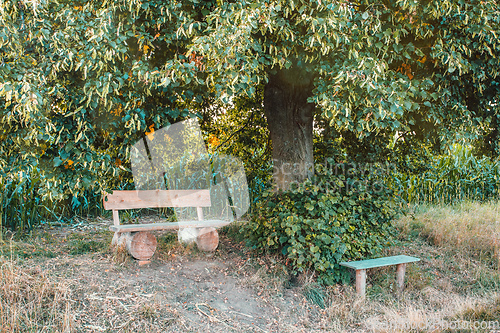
[113,231,157,261]
[264,67,315,190]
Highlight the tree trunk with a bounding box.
[264,67,315,190]
[195,227,219,252]
[113,231,157,261]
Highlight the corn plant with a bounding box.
[0,166,111,238]
[394,144,500,204]
[0,169,48,238]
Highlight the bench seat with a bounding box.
[109,220,231,233]
[340,255,420,270]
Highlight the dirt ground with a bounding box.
[2,215,499,333]
[42,248,324,332]
[1,218,340,333]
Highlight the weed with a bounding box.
[302,282,327,309]
[138,303,159,319]
[219,221,247,243]
[156,232,179,253]
[111,242,131,265]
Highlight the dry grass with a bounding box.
[239,255,291,298]
[351,285,499,332]
[0,203,499,332]
[0,257,73,333]
[398,201,500,268]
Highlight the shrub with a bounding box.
[243,158,404,285]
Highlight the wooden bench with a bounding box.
[340,255,420,298]
[103,189,231,264]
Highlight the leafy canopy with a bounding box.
[0,0,499,201]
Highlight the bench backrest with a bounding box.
[103,189,211,210]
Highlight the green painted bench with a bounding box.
[340,255,420,298]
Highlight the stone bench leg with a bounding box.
[355,269,367,298]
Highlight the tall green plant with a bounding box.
[395,144,500,204]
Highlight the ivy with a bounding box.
[243,158,404,285]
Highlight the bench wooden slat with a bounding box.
[109,220,231,233]
[103,189,211,210]
[339,255,420,270]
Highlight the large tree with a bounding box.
[1,0,499,197]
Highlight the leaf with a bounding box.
[53,157,63,167]
[304,202,314,211]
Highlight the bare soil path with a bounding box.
[2,219,332,333]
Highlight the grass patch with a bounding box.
[218,221,247,243]
[302,281,327,309]
[0,227,113,260]
[65,230,112,256]
[0,258,72,332]
[156,232,179,253]
[460,296,500,322]
[398,201,500,269]
[68,239,106,255]
[0,234,59,260]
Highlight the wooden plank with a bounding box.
[339,255,420,270]
[396,263,407,294]
[103,189,211,210]
[355,269,366,298]
[112,210,120,226]
[109,220,231,233]
[196,206,204,221]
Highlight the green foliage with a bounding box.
[0,0,203,227]
[193,0,500,149]
[243,158,403,285]
[200,91,272,206]
[68,239,106,255]
[0,164,132,236]
[1,0,500,230]
[0,168,59,237]
[395,144,500,203]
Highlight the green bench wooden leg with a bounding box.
[396,263,407,294]
[356,269,367,298]
[355,265,406,298]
